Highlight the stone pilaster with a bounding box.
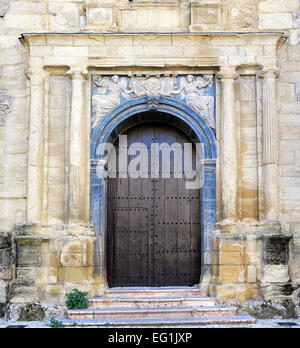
[67,67,88,224]
[260,69,280,222]
[217,67,239,223]
[27,68,46,224]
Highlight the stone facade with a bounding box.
[0,0,300,313]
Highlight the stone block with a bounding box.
[118,7,183,31]
[0,233,12,249]
[0,266,12,280]
[60,240,87,267]
[0,249,11,266]
[190,1,221,31]
[227,0,258,30]
[14,267,38,287]
[0,48,23,65]
[259,0,300,13]
[53,46,88,58]
[247,265,257,283]
[288,46,300,61]
[47,267,59,285]
[16,237,42,267]
[279,83,296,103]
[0,279,8,302]
[9,2,46,15]
[64,267,87,283]
[259,13,293,30]
[239,45,263,57]
[215,284,236,300]
[48,3,80,31]
[45,284,61,299]
[218,266,243,283]
[133,34,172,46]
[4,14,44,31]
[219,241,243,253]
[262,265,290,283]
[236,284,260,300]
[88,8,115,26]
[219,251,243,265]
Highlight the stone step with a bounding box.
[89,296,216,309]
[68,305,237,320]
[63,313,255,327]
[104,287,204,299]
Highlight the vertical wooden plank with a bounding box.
[114,137,129,286]
[107,176,117,287]
[190,144,201,285]
[161,125,179,286]
[127,127,143,286]
[153,124,166,286]
[141,124,154,286]
[177,176,191,285]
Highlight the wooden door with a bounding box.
[107,122,201,287]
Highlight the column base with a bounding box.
[8,223,106,306]
[207,220,293,301]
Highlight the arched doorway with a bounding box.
[90,96,217,287]
[107,117,201,287]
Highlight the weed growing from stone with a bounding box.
[49,317,66,328]
[65,289,89,310]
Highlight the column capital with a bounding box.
[259,68,280,79]
[217,67,239,81]
[67,67,89,80]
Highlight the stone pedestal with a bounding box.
[10,236,43,304]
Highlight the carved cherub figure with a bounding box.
[92,75,134,128]
[172,75,215,129]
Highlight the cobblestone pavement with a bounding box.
[1,318,300,328]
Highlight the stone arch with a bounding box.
[90,96,217,284]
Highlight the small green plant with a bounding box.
[65,289,89,310]
[0,303,3,311]
[49,317,66,329]
[104,322,111,327]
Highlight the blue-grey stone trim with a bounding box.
[90,96,217,280]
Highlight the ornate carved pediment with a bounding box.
[0,89,13,126]
[91,74,216,129]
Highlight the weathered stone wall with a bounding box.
[0,232,13,304]
[0,0,300,308]
[278,42,300,295]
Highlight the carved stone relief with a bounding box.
[92,74,215,129]
[0,89,13,126]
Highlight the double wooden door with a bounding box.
[107,122,201,287]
